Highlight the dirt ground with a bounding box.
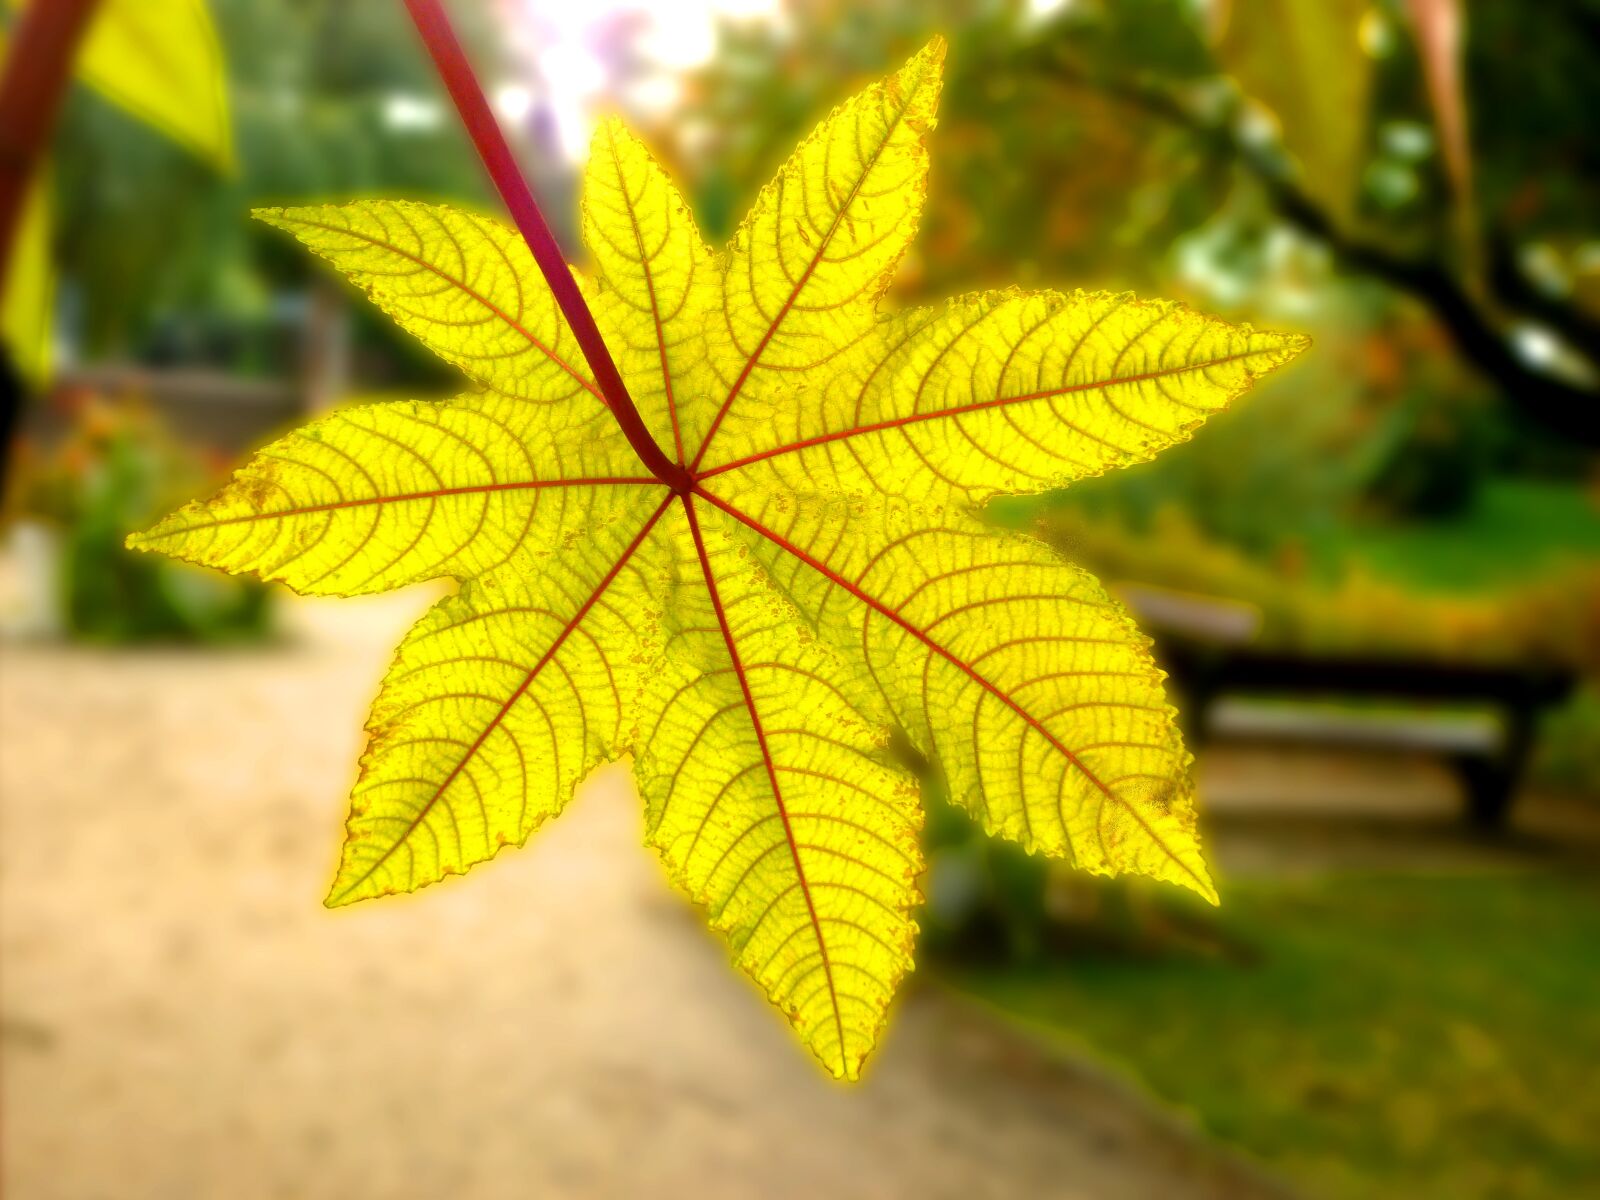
[2,587,1295,1200]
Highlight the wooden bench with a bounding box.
[1115,584,1577,828]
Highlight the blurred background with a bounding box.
[2,1,1598,1197]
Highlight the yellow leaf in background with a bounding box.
[1,165,52,386]
[1216,0,1372,222]
[130,40,1307,1079]
[1,0,230,381]
[5,0,235,173]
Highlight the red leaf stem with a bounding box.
[0,0,100,316]
[401,0,687,491]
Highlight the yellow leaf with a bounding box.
[1216,0,1372,222]
[582,117,720,462]
[328,499,669,906]
[694,38,944,469]
[255,202,604,408]
[697,287,1307,503]
[633,501,922,1079]
[698,487,1216,901]
[132,38,1307,1079]
[2,0,231,377]
[7,0,237,172]
[128,390,656,596]
[1,165,52,386]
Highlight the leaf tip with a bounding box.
[322,877,365,909]
[899,34,948,99]
[586,112,622,163]
[1191,870,1222,908]
[591,111,629,140]
[1258,327,1313,371]
[207,130,240,181]
[810,1036,864,1083]
[124,514,175,555]
[250,206,296,234]
[1279,329,1313,359]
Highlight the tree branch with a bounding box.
[1039,53,1600,448]
[1487,227,1600,363]
[0,0,101,489]
[0,0,98,298]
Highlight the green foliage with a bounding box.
[1535,685,1600,796]
[13,393,272,642]
[1034,503,1600,671]
[1465,1,1600,238]
[667,0,1228,295]
[1308,479,1600,595]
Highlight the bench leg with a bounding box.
[1451,710,1536,831]
[1451,756,1515,829]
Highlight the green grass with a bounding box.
[1307,480,1600,595]
[949,871,1600,1200]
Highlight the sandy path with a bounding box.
[2,588,1284,1200]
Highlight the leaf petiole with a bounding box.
[401,0,688,490]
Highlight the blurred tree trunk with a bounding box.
[0,0,100,486]
[301,280,349,414]
[0,0,98,283]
